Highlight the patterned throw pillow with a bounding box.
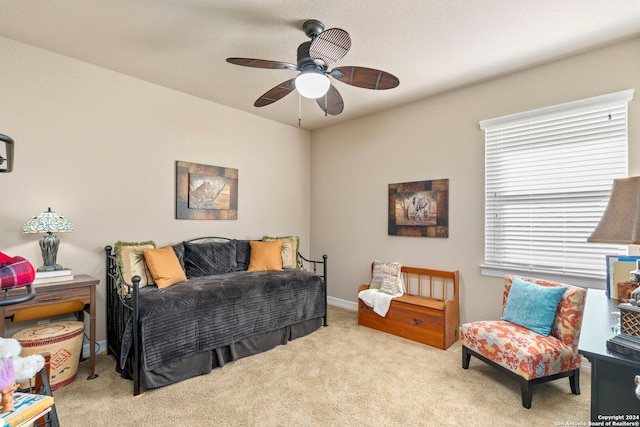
[114,241,156,292]
[379,277,401,295]
[262,235,300,269]
[370,260,402,290]
[183,240,237,278]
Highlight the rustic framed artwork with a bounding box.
[388,179,449,237]
[176,161,238,220]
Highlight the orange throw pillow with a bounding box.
[247,240,284,272]
[143,246,187,289]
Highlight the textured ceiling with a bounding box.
[1,0,640,131]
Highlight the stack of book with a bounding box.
[33,269,73,285]
[0,392,54,427]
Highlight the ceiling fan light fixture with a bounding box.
[295,71,330,99]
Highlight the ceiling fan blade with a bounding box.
[316,85,344,116]
[331,66,399,90]
[226,58,297,71]
[309,28,351,66]
[254,78,296,107]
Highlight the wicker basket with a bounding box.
[12,321,84,390]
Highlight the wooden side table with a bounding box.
[0,274,99,380]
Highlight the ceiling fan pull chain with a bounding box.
[324,93,328,117]
[298,93,302,127]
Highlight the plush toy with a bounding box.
[0,338,45,413]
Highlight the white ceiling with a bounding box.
[1,0,640,131]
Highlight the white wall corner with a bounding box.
[328,296,357,311]
[83,340,109,360]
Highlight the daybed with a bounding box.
[105,237,327,395]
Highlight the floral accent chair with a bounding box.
[459,274,586,408]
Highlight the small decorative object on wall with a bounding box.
[0,134,14,173]
[176,161,238,220]
[388,179,449,237]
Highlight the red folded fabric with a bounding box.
[0,256,35,289]
[0,251,15,265]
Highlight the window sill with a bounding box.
[481,264,606,290]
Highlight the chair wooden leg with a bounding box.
[462,346,471,369]
[34,352,60,427]
[569,369,580,395]
[520,380,533,409]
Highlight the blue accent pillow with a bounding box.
[501,277,566,336]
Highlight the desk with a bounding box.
[0,274,99,380]
[578,289,640,421]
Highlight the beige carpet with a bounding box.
[53,306,590,426]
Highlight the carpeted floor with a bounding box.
[53,305,591,426]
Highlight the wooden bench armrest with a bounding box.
[357,284,369,293]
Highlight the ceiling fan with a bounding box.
[226,19,399,117]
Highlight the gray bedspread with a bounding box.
[121,269,325,371]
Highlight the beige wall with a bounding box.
[0,37,312,341]
[2,34,639,343]
[310,36,640,323]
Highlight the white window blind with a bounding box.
[480,89,634,288]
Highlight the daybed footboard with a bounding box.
[299,252,328,327]
[105,238,327,396]
[105,245,142,394]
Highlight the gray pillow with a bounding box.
[172,243,185,272]
[235,240,251,271]
[183,240,237,278]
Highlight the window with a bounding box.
[481,89,634,288]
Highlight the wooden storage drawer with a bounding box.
[3,287,90,317]
[358,299,446,349]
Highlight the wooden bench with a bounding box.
[357,265,460,350]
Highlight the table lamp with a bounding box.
[23,207,74,272]
[588,176,640,358]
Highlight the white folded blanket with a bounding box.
[358,261,404,317]
[358,275,405,317]
[358,288,395,317]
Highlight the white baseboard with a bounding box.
[83,339,108,359]
[328,296,357,311]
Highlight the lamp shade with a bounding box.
[295,71,330,99]
[587,177,640,244]
[23,207,74,234]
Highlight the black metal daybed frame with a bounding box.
[105,237,327,396]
